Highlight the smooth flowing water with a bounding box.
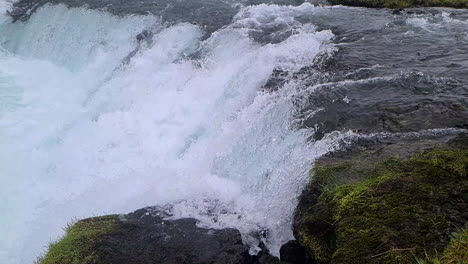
[1,0,467,263]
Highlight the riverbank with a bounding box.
[294,132,468,264]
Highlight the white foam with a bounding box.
[0,3,337,263]
[406,12,468,33]
[406,17,434,31]
[0,0,14,15]
[0,0,16,25]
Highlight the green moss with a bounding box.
[299,232,333,263]
[296,148,468,264]
[38,215,120,264]
[328,0,468,8]
[314,163,351,186]
[296,163,354,263]
[439,229,468,264]
[415,229,468,264]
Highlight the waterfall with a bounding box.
[0,2,341,263]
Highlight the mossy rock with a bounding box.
[414,229,468,264]
[438,229,468,263]
[328,0,468,9]
[294,134,468,264]
[37,208,256,264]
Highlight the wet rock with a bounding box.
[262,69,289,92]
[280,240,308,264]
[136,30,151,42]
[392,8,404,15]
[39,207,255,264]
[255,247,281,264]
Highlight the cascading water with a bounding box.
[0,2,343,263]
[4,0,467,263]
[0,0,13,15]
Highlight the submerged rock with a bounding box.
[293,132,468,264]
[301,72,468,140]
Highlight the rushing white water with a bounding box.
[0,0,14,15]
[0,3,342,263]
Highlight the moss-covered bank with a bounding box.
[38,215,120,264]
[328,0,468,9]
[431,229,468,264]
[294,136,468,264]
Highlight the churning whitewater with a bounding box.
[0,2,343,263]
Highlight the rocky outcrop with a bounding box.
[293,132,468,264]
[38,207,270,264]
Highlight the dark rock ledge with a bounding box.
[38,207,282,264]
